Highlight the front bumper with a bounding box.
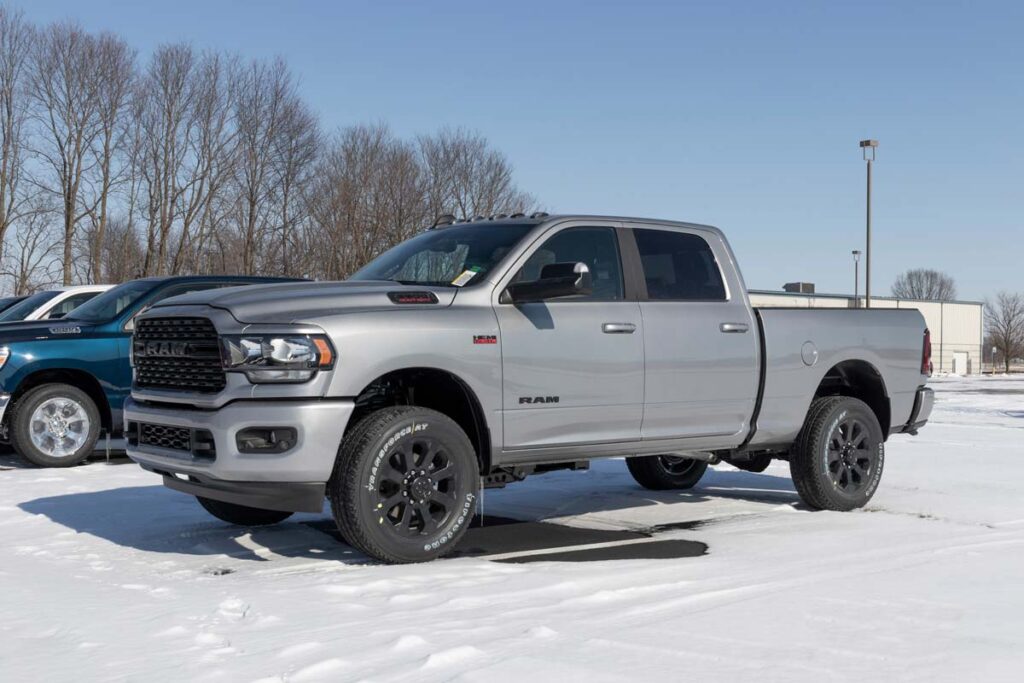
[901,386,934,435]
[124,396,355,512]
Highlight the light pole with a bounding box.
[852,250,861,307]
[859,139,878,308]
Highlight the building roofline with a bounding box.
[748,289,984,307]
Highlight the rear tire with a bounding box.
[196,497,294,526]
[626,455,709,490]
[329,406,479,564]
[9,383,101,467]
[790,396,884,511]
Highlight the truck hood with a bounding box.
[152,280,459,324]
[0,319,97,343]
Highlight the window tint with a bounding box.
[46,291,100,319]
[0,290,59,321]
[634,229,726,301]
[515,227,623,300]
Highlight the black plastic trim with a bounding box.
[737,308,767,451]
[146,466,325,513]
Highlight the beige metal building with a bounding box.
[749,289,985,375]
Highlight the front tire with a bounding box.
[627,455,709,490]
[790,396,885,511]
[196,497,294,526]
[9,383,101,467]
[329,407,479,564]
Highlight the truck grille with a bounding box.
[128,421,217,459]
[133,317,226,393]
[139,423,192,451]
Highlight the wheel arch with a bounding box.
[812,359,891,438]
[347,367,492,473]
[9,369,113,433]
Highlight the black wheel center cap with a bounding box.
[410,477,433,501]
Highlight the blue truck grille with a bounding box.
[133,317,226,393]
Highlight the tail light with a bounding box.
[921,329,932,375]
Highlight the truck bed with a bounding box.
[749,307,928,447]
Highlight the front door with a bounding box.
[495,224,644,450]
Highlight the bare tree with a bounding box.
[986,292,1024,372]
[891,269,957,301]
[418,127,534,220]
[232,58,302,275]
[0,199,60,294]
[307,124,425,279]
[28,21,102,284]
[0,7,34,263]
[87,32,134,281]
[271,96,318,275]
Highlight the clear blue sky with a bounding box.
[19,0,1024,301]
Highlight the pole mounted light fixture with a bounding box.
[859,140,878,308]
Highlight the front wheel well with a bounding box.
[9,369,113,433]
[347,368,492,473]
[813,360,891,437]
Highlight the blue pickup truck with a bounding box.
[0,276,297,467]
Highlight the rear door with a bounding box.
[494,222,645,450]
[626,225,759,441]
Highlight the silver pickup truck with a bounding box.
[125,214,934,563]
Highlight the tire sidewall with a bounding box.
[348,411,478,561]
[12,384,101,467]
[817,401,885,507]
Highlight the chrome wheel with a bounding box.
[29,397,92,458]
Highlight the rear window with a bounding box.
[634,229,727,301]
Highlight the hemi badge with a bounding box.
[387,291,439,304]
[473,335,497,345]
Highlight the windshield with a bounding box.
[65,280,157,323]
[0,290,59,321]
[351,223,536,287]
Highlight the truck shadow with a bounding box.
[18,464,798,564]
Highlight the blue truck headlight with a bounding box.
[219,335,334,383]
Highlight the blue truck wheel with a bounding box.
[9,383,101,467]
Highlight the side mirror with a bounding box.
[503,262,593,304]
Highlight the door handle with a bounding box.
[602,322,636,334]
[720,322,749,333]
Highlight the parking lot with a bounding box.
[1,376,1022,682]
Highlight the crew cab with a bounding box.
[125,215,934,563]
[0,276,299,467]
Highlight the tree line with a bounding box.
[0,7,535,293]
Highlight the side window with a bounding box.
[634,229,727,301]
[46,292,100,319]
[515,227,624,301]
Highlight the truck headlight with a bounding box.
[0,346,9,370]
[220,335,334,383]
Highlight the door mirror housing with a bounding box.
[503,262,593,303]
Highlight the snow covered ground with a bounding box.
[1,375,1023,682]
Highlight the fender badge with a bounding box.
[473,335,497,345]
[49,326,82,335]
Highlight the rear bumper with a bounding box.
[124,396,355,512]
[900,386,934,435]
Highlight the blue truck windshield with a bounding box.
[64,280,157,323]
